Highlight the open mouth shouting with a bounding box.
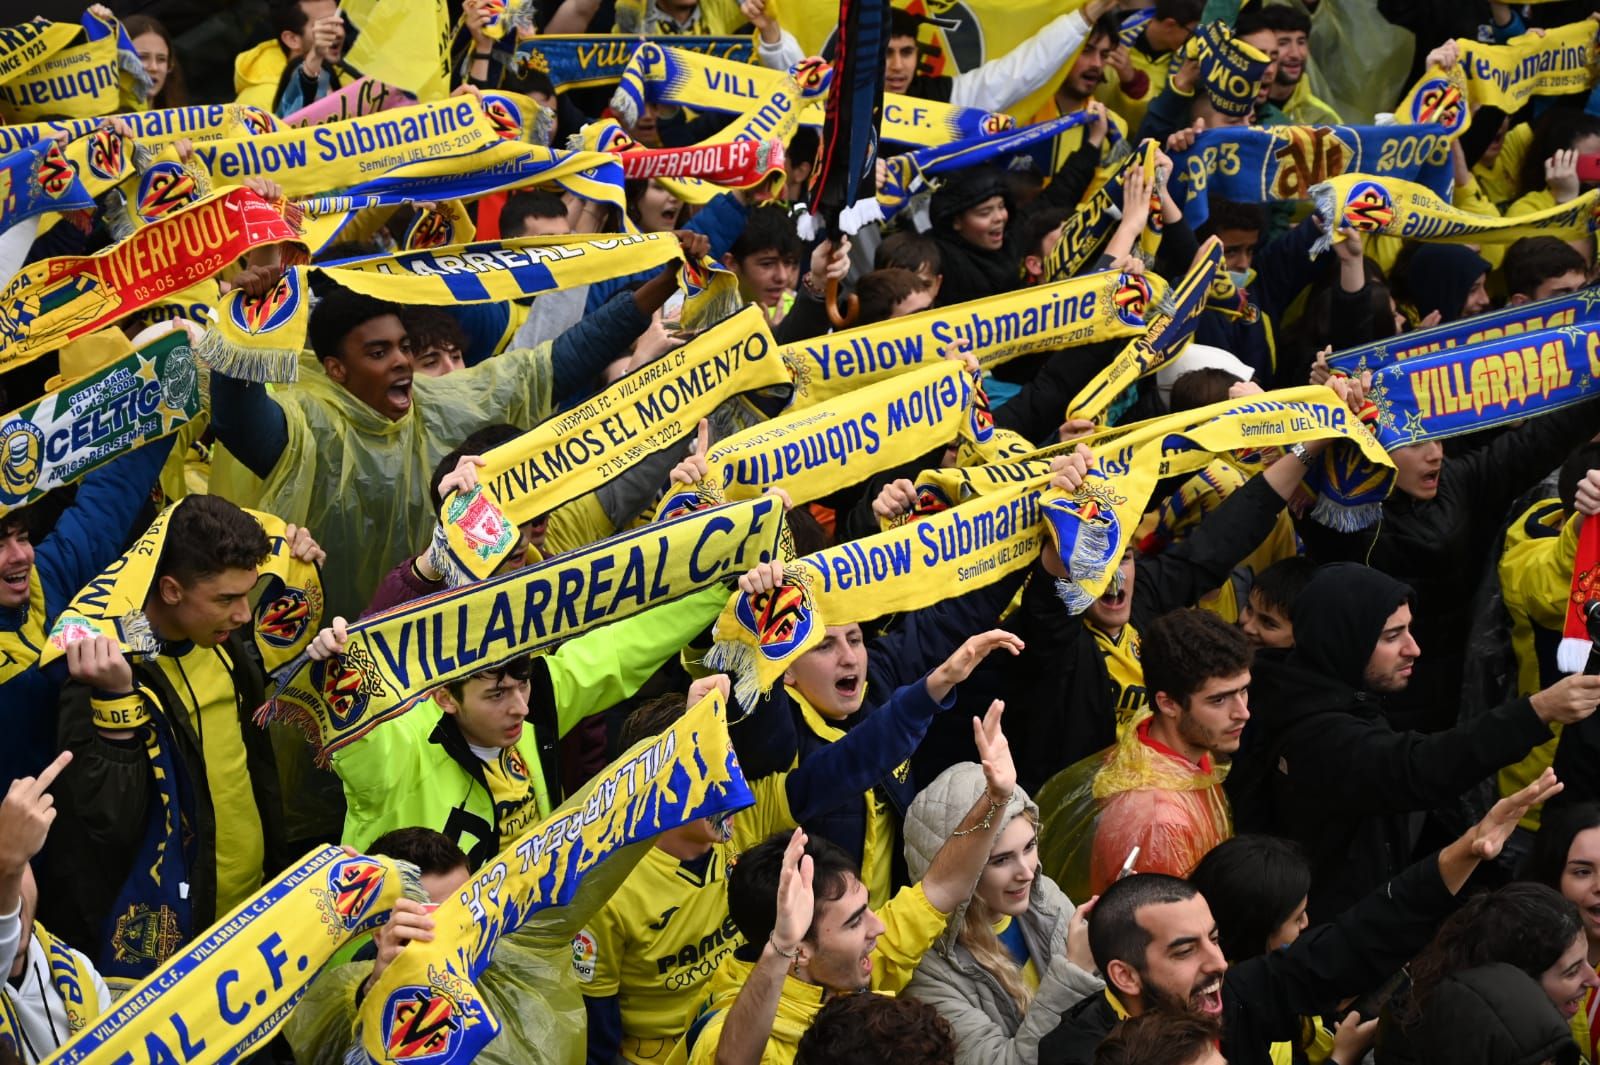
[834,673,862,703]
[1190,976,1224,1017]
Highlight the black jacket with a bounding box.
[1232,565,1553,919]
[988,472,1293,794]
[45,633,287,954]
[1412,963,1581,1065]
[1298,396,1600,732]
[1040,853,1466,1065]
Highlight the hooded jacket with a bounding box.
[1416,963,1581,1065]
[930,167,1022,308]
[1229,563,1554,920]
[901,764,1102,1065]
[233,40,287,111]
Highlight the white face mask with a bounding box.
[1227,268,1254,291]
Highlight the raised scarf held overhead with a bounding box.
[0,19,80,88]
[1043,139,1159,284]
[281,77,414,129]
[1311,174,1600,251]
[0,329,202,515]
[1396,19,1600,140]
[1168,123,1453,229]
[569,119,785,206]
[513,34,754,92]
[1364,322,1600,451]
[609,43,1014,148]
[783,268,1169,406]
[42,847,419,1065]
[1067,238,1224,423]
[804,0,891,237]
[0,139,93,237]
[709,480,1051,703]
[0,187,304,376]
[0,102,278,158]
[1560,518,1600,673]
[0,9,150,122]
[1326,286,1600,374]
[260,496,785,763]
[1183,21,1271,119]
[436,308,787,583]
[39,499,324,673]
[356,688,752,1065]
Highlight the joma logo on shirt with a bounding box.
[654,916,740,974]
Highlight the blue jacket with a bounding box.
[1,437,175,784]
[1195,215,1329,386]
[583,193,751,314]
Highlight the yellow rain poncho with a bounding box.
[1037,711,1232,901]
[208,347,555,621]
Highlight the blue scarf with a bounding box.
[1169,124,1454,229]
[0,138,93,236]
[806,0,890,236]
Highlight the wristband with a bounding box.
[473,51,493,59]
[92,691,149,731]
[769,934,801,959]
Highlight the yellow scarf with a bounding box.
[1313,172,1600,247]
[0,569,46,685]
[782,269,1169,407]
[43,847,418,1063]
[1397,18,1599,134]
[0,12,141,122]
[38,500,324,673]
[359,687,752,1065]
[0,19,79,89]
[1068,238,1224,422]
[1044,140,1162,283]
[262,496,785,762]
[438,307,786,581]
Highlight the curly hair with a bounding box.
[795,993,955,1065]
[155,496,271,587]
[1141,607,1254,707]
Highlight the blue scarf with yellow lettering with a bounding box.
[512,34,753,91]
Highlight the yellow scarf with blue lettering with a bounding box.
[0,922,102,1043]
[1313,173,1600,247]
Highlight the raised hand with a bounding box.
[0,751,71,874]
[307,616,349,662]
[928,630,1025,702]
[1049,444,1094,494]
[973,699,1016,802]
[871,479,918,521]
[770,828,814,959]
[670,420,712,486]
[284,523,327,566]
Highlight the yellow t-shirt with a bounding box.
[480,743,545,848]
[153,645,263,915]
[1087,621,1146,731]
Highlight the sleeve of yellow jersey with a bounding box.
[868,883,949,994]
[575,899,624,998]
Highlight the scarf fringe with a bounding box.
[1308,494,1383,532]
[1052,576,1094,616]
[117,48,154,101]
[194,326,301,384]
[1309,181,1340,256]
[608,85,640,130]
[704,638,765,710]
[839,196,885,235]
[1559,636,1593,674]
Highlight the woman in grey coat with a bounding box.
[902,762,1103,1065]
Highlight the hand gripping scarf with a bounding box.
[708,479,1052,704]
[0,102,278,158]
[0,139,93,237]
[0,187,304,375]
[356,687,753,1065]
[1327,285,1600,374]
[1168,123,1453,230]
[610,43,1014,148]
[436,308,787,582]
[0,19,80,88]
[0,328,202,515]
[781,268,1169,406]
[1311,174,1600,251]
[1067,238,1223,423]
[41,847,420,1064]
[575,119,785,189]
[1182,21,1271,120]
[1363,322,1600,451]
[281,77,415,129]
[513,34,754,92]
[260,496,785,762]
[1043,139,1159,284]
[0,10,150,122]
[1396,18,1600,140]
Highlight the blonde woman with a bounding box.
[903,764,1102,1065]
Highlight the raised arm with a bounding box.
[918,700,1019,914]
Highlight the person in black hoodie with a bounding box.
[1412,963,1582,1065]
[1230,563,1600,921]
[1037,770,1559,1065]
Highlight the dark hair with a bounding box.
[1094,1010,1221,1065]
[1087,11,1123,47]
[272,0,321,40]
[876,231,942,276]
[621,692,689,748]
[1560,443,1600,513]
[430,424,523,509]
[854,268,931,326]
[366,827,469,876]
[1153,0,1205,25]
[307,283,404,363]
[1199,199,1266,239]
[441,655,534,704]
[729,205,803,263]
[796,994,956,1065]
[786,506,833,555]
[155,495,272,587]
[729,831,860,959]
[123,15,187,108]
[1088,873,1199,976]
[1167,367,1241,413]
[499,191,568,236]
[1231,8,1277,38]
[1522,801,1600,887]
[1404,883,1584,1023]
[889,7,923,42]
[1019,207,1071,261]
[1141,607,1254,707]
[314,240,385,264]
[1253,5,1311,34]
[401,307,468,357]
[1250,555,1319,617]
[1188,835,1311,961]
[1520,109,1600,200]
[1502,236,1588,299]
[788,126,821,174]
